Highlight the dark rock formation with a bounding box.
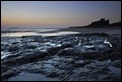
[1,33,121,81]
[2,50,50,66]
[58,48,80,56]
[111,60,121,68]
[1,69,20,81]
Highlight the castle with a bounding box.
[69,18,121,28]
[90,18,109,27]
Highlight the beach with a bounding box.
[1,1,121,81]
[1,27,121,81]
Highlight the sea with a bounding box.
[1,28,80,37]
[1,28,80,59]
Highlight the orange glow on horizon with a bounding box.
[2,17,87,26]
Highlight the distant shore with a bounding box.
[60,26,121,33]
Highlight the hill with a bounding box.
[69,18,121,28]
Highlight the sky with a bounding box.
[1,1,121,28]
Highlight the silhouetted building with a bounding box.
[90,18,109,27]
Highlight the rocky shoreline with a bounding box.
[1,33,121,81]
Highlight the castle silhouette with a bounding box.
[89,18,109,27]
[69,18,121,28]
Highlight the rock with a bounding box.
[81,52,100,60]
[100,33,110,36]
[1,46,8,51]
[21,36,42,39]
[47,42,74,55]
[97,74,111,81]
[111,60,121,68]
[1,42,9,48]
[58,48,80,56]
[90,33,109,36]
[20,50,50,63]
[75,67,90,74]
[61,42,74,48]
[74,60,91,68]
[47,46,62,55]
[21,36,44,42]
[2,53,21,60]
[1,34,121,81]
[2,50,50,66]
[46,72,59,77]
[66,58,75,64]
[110,51,121,61]
[88,68,109,80]
[1,69,19,81]
[7,72,60,81]
[24,45,37,49]
[98,51,111,61]
[1,65,8,74]
[21,36,27,38]
[8,45,19,52]
[107,66,121,80]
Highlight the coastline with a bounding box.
[1,32,121,81]
[60,26,121,34]
[1,26,121,81]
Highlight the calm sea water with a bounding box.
[1,28,80,37]
[1,28,59,32]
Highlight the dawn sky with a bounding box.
[1,1,121,28]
